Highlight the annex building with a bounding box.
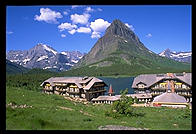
[40,76,107,101]
[132,72,192,102]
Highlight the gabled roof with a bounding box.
[40,76,107,90]
[132,74,158,88]
[92,96,120,101]
[153,92,187,104]
[92,93,152,101]
[174,73,192,86]
[132,73,192,88]
[83,77,106,90]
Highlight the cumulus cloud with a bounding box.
[70,13,90,25]
[68,29,76,35]
[90,19,110,38]
[146,33,152,38]
[85,7,95,13]
[63,11,68,15]
[61,34,66,38]
[125,23,135,31]
[90,19,110,32]
[77,27,91,33]
[34,8,62,24]
[58,22,77,31]
[91,31,101,39]
[71,5,83,9]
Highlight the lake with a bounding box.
[98,77,135,95]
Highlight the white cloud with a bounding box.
[6,31,13,35]
[125,23,135,31]
[68,29,76,35]
[146,33,152,38]
[90,19,110,38]
[91,31,101,38]
[77,27,91,33]
[70,13,90,25]
[34,8,63,24]
[90,19,110,32]
[71,5,83,9]
[85,7,95,13]
[63,11,68,15]
[61,34,66,38]
[58,22,77,31]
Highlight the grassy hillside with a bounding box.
[62,55,191,77]
[6,72,192,130]
[6,86,192,130]
[6,59,29,74]
[6,73,192,130]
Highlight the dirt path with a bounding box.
[57,106,74,111]
[98,125,148,130]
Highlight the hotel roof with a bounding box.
[153,92,187,104]
[40,76,107,90]
[132,73,191,88]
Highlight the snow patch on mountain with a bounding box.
[60,52,68,55]
[23,58,31,64]
[71,59,78,63]
[43,66,52,70]
[43,44,57,55]
[159,49,191,63]
[37,55,48,62]
[6,44,85,71]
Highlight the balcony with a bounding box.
[43,88,53,91]
[66,90,80,94]
[88,89,106,94]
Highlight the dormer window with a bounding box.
[136,82,146,88]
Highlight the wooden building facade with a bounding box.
[40,77,107,101]
[132,73,192,102]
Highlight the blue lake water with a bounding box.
[98,77,135,95]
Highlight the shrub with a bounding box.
[105,89,142,118]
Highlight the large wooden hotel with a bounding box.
[41,72,192,106]
[40,76,107,101]
[132,72,192,102]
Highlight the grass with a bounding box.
[6,86,192,130]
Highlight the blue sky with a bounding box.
[6,5,192,54]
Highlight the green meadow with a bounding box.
[6,85,192,130]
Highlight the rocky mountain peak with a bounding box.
[165,48,171,52]
[6,43,85,71]
[159,49,191,63]
[105,19,140,44]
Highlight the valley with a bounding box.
[5,18,192,130]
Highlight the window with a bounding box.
[182,84,187,89]
[138,84,145,88]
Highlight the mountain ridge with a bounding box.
[68,19,191,76]
[159,48,191,63]
[6,44,85,72]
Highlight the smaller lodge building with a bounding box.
[92,84,152,104]
[40,76,107,101]
[132,72,192,103]
[152,92,188,108]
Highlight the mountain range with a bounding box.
[6,44,85,72]
[6,59,29,74]
[65,19,191,76]
[159,48,191,63]
[6,19,191,76]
